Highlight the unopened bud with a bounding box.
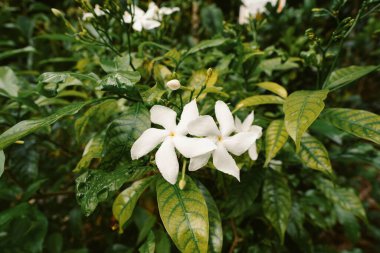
[51,8,64,17]
[166,79,181,91]
[207,68,213,77]
[179,179,186,190]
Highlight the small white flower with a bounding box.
[166,79,181,91]
[94,4,106,16]
[188,101,258,181]
[158,6,180,19]
[239,0,286,24]
[131,100,216,184]
[123,3,161,31]
[235,112,263,160]
[82,12,94,21]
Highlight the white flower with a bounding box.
[131,100,216,184]
[94,4,106,16]
[239,0,286,24]
[166,79,181,90]
[123,2,179,31]
[235,112,263,160]
[188,101,258,181]
[82,4,106,21]
[123,3,160,31]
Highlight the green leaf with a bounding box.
[283,90,329,152]
[139,231,156,253]
[0,150,4,178]
[224,169,264,218]
[75,162,152,216]
[113,176,156,233]
[99,71,142,100]
[197,181,223,253]
[187,38,227,55]
[74,100,118,142]
[156,176,209,253]
[0,46,36,61]
[264,120,289,167]
[314,177,366,222]
[37,72,74,97]
[235,95,284,111]
[256,82,288,98]
[322,108,380,145]
[102,103,150,167]
[0,100,97,150]
[74,134,104,173]
[323,65,379,90]
[259,57,299,75]
[299,134,332,174]
[0,66,19,97]
[262,170,292,243]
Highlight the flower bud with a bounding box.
[166,79,181,91]
[51,8,64,17]
[179,179,186,190]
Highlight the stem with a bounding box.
[181,159,187,181]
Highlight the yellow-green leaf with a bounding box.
[0,150,4,178]
[299,134,332,174]
[264,120,288,167]
[113,176,156,233]
[156,176,209,253]
[235,95,284,111]
[323,65,379,91]
[262,170,291,244]
[257,82,288,98]
[322,108,380,145]
[283,90,329,152]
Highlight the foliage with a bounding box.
[1,0,380,252]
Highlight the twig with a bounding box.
[228,219,243,253]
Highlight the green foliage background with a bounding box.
[0,0,380,252]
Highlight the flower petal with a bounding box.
[235,116,243,132]
[155,139,179,184]
[241,112,254,132]
[150,105,177,131]
[176,100,199,135]
[159,7,180,15]
[215,101,235,137]
[250,125,263,139]
[223,132,257,156]
[142,19,161,30]
[173,136,216,158]
[188,115,220,137]
[131,128,168,159]
[248,143,258,160]
[132,20,143,32]
[145,2,159,19]
[189,153,211,171]
[123,11,132,23]
[212,144,240,181]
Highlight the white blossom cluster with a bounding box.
[131,100,262,185]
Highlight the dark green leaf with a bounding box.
[139,231,155,253]
[187,38,227,55]
[99,71,142,100]
[75,162,152,216]
[262,170,292,243]
[0,150,4,178]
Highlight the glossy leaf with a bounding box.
[315,177,366,222]
[264,120,288,167]
[0,46,36,61]
[262,170,292,243]
[324,65,379,90]
[156,176,209,253]
[256,82,288,98]
[322,108,380,145]
[113,176,156,233]
[299,134,332,174]
[102,103,150,167]
[224,169,264,218]
[235,95,284,110]
[0,100,98,150]
[0,150,4,178]
[76,162,152,216]
[197,181,223,253]
[187,38,227,55]
[74,134,104,173]
[0,66,19,97]
[283,90,329,152]
[99,71,142,100]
